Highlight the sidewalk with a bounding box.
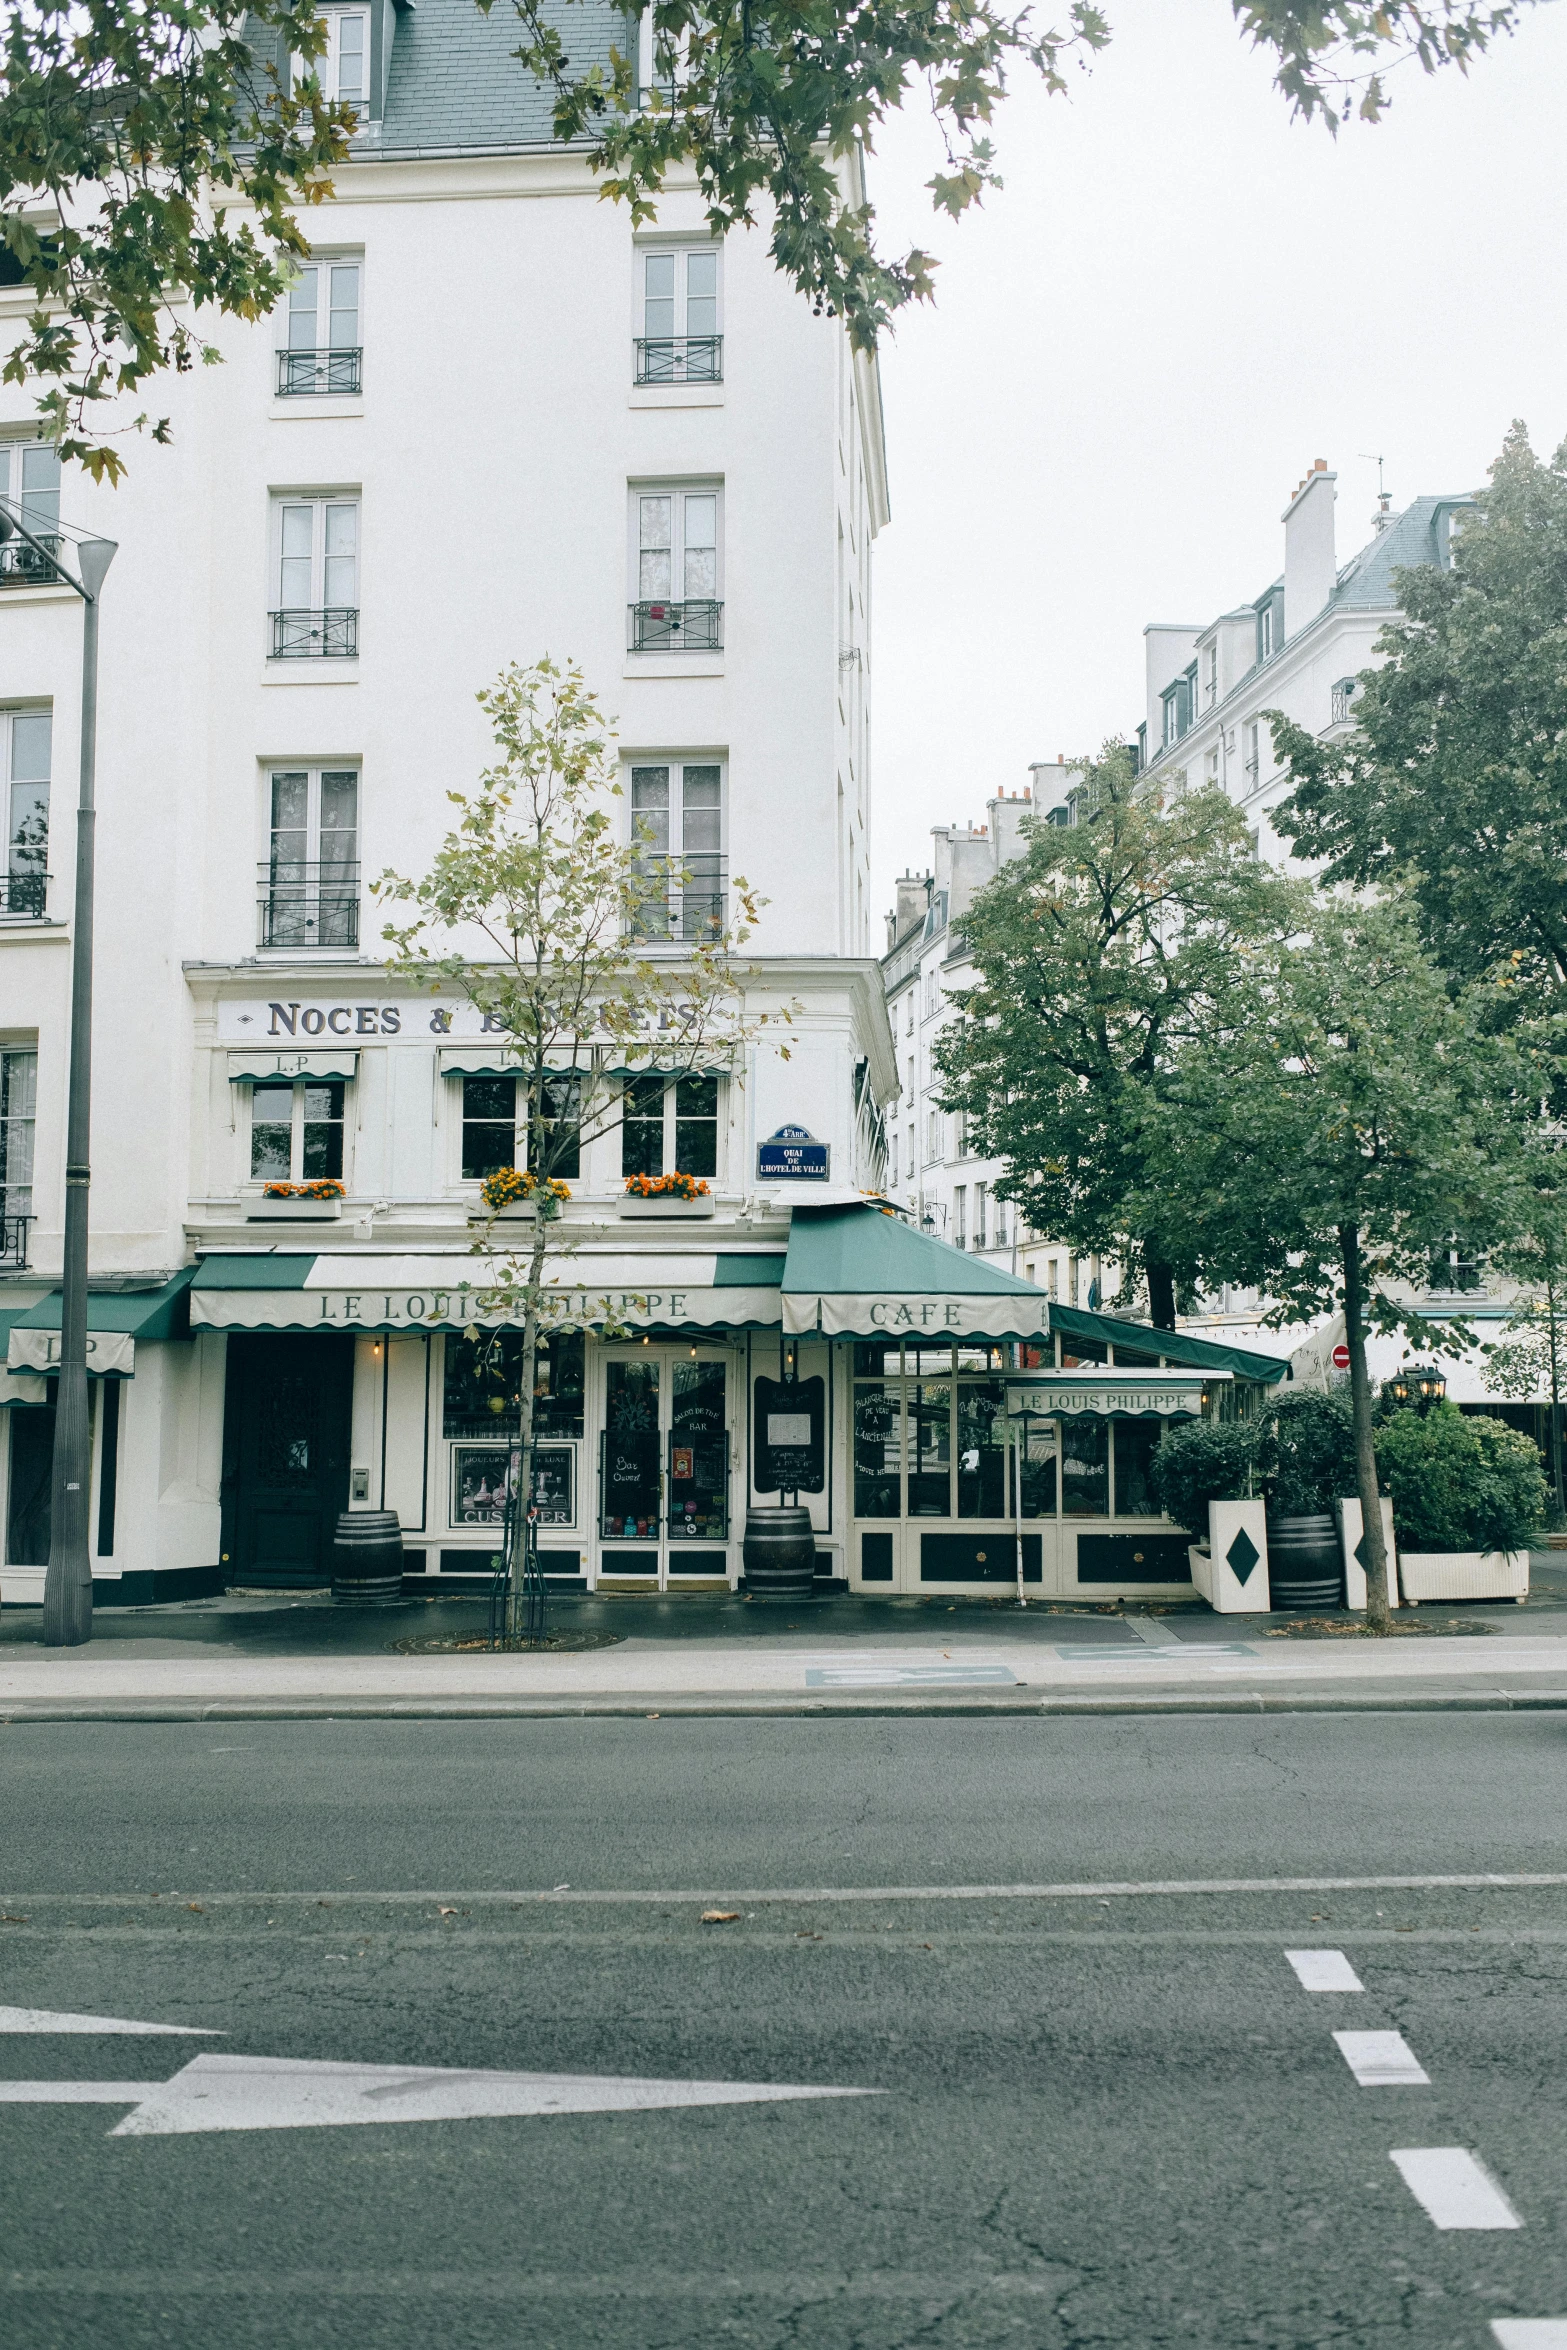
[4,1565,1567,1718]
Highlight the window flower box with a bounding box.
[248,1195,344,1222]
[620,1174,715,1220]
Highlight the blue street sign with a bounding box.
[757,1125,830,1181]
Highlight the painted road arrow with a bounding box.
[0,2052,881,2136]
[0,2006,220,2036]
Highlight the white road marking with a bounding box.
[1390,2148,1521,2229]
[1334,2030,1429,2085]
[1491,2325,1567,2347]
[0,2007,220,2036]
[1285,1950,1363,1993]
[1123,1616,1181,1647]
[13,1871,1567,1907]
[0,2052,882,2137]
[804,1666,1016,1688]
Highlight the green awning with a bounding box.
[1050,1303,1291,1384]
[6,1267,197,1379]
[1006,1370,1215,1421]
[12,1265,196,1339]
[781,1202,1049,1340]
[188,1250,784,1333]
[191,1253,317,1288]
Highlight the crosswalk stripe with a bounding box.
[1334,2031,1429,2086]
[1285,1949,1363,1992]
[1490,2324,1567,2346]
[1390,2149,1521,2229]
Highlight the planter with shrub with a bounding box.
[1150,1418,1269,1612]
[1375,1403,1547,1601]
[1257,1390,1358,1610]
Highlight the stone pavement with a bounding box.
[2,1557,1567,1717]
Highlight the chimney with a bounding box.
[893,869,931,941]
[1282,458,1337,634]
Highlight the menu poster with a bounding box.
[753,1374,826,1494]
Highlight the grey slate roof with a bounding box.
[1328,493,1473,611]
[378,0,625,155]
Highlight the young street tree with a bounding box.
[1271,424,1567,1007]
[1481,1190,1567,1515]
[0,2,1538,471]
[1138,896,1543,1631]
[377,657,777,1636]
[933,749,1302,1329]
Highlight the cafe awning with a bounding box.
[1005,1369,1217,1421]
[5,1266,197,1379]
[780,1201,1049,1340]
[189,1249,786,1334]
[227,1050,359,1083]
[1049,1302,1291,1384]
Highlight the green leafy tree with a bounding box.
[1481,1213,1567,1514]
[0,2,351,477]
[0,2,1537,470]
[1271,424,1567,1004]
[377,658,780,1637]
[1137,895,1541,1629]
[933,748,1303,1328]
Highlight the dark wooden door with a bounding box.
[222,1335,353,1586]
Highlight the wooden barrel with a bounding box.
[331,1510,405,1604]
[1265,1511,1343,1610]
[742,1505,817,1600]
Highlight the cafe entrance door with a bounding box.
[597,1347,732,1587]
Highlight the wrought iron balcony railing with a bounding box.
[0,1205,32,1269]
[1330,684,1356,725]
[270,607,358,659]
[634,335,723,386]
[631,855,727,944]
[277,346,363,396]
[0,870,48,917]
[258,861,361,950]
[628,599,723,653]
[0,532,62,588]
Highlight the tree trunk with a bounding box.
[1146,1259,1177,1332]
[508,1216,549,1640]
[1341,1221,1392,1634]
[1548,1273,1564,1515]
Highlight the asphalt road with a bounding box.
[4,1715,1567,2348]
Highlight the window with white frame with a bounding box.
[953,1186,967,1248]
[925,1108,941,1163]
[636,246,721,384]
[271,495,359,658]
[1243,718,1261,783]
[0,441,61,586]
[0,1046,36,1237]
[628,760,724,941]
[973,1181,987,1250]
[1204,643,1218,705]
[249,1079,347,1183]
[887,1131,898,1187]
[1257,597,1278,662]
[277,256,362,395]
[629,484,721,651]
[905,1124,914,1182]
[1205,746,1220,787]
[621,1072,720,1180]
[460,1071,582,1182]
[3,710,51,917]
[301,8,369,105]
[260,765,358,950]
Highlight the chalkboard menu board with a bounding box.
[753,1374,826,1494]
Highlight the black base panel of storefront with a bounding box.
[1076,1533,1193,1583]
[89,1565,228,1608]
[921,1534,1042,1583]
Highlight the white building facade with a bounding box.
[0,0,920,1603]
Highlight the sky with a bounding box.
[864,0,1567,922]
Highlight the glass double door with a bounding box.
[599,1350,731,1584]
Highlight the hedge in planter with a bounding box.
[1149,1419,1260,1539]
[1375,1404,1548,1556]
[1256,1390,1357,1515]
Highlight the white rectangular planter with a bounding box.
[467,1203,538,1225]
[1191,1497,1270,1613]
[247,1196,343,1221]
[1399,1550,1529,1603]
[1337,1496,1400,1611]
[618,1195,715,1219]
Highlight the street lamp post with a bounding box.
[0,510,118,1646]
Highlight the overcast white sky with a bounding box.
[864,0,1567,920]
